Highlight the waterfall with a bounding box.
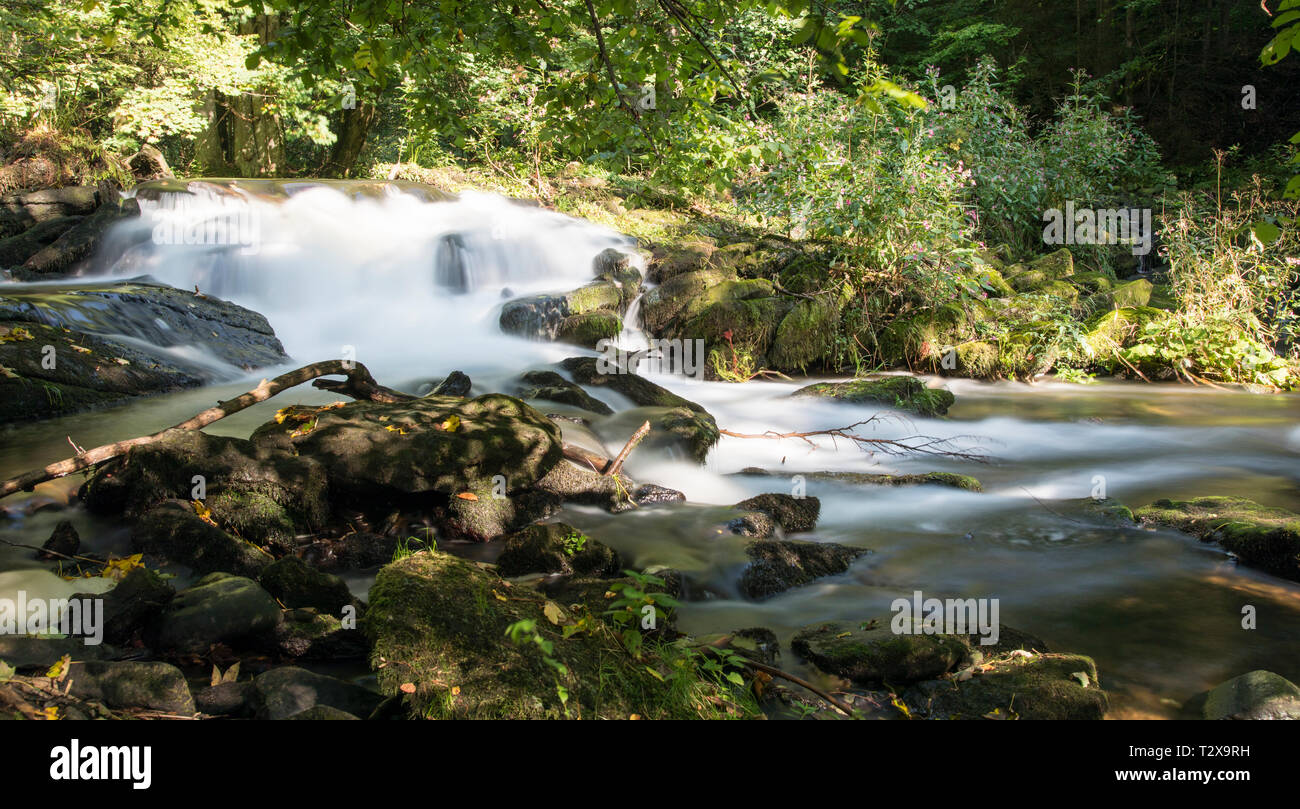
[92,179,640,381]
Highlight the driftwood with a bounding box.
[603,420,650,477]
[718,417,988,463]
[0,360,397,499]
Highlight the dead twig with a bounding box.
[603,420,651,476]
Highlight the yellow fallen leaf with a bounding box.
[43,706,60,721]
[192,500,218,527]
[439,415,461,432]
[70,344,92,354]
[455,492,478,501]
[451,686,461,696]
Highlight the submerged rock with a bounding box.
[791,375,955,417]
[1135,496,1300,581]
[495,523,622,578]
[739,540,869,599]
[1201,670,1300,720]
[728,493,821,537]
[513,369,614,415]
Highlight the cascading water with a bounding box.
[97,179,642,383]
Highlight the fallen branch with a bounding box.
[1,360,397,499]
[740,658,858,718]
[603,420,651,476]
[562,444,612,473]
[718,417,988,463]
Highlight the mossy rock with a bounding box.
[733,493,821,533]
[555,310,623,348]
[1135,496,1300,581]
[1029,248,1075,280]
[364,551,758,719]
[974,267,1015,298]
[640,267,736,334]
[258,556,354,617]
[131,500,274,578]
[879,303,968,366]
[952,340,1000,379]
[558,356,711,412]
[768,295,839,371]
[1089,278,1153,312]
[513,369,613,415]
[251,394,563,502]
[997,326,1061,379]
[155,574,282,653]
[65,661,196,715]
[1039,280,1080,305]
[791,375,954,417]
[1082,497,1138,525]
[564,280,626,315]
[1201,670,1300,720]
[495,522,622,578]
[686,296,788,378]
[1067,271,1117,294]
[646,239,716,283]
[1082,306,1163,359]
[739,541,869,599]
[903,652,1109,719]
[792,621,968,685]
[735,468,982,492]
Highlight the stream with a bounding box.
[3,180,1298,719]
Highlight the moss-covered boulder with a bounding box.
[739,541,869,599]
[646,239,716,283]
[83,429,329,554]
[792,375,954,417]
[555,310,623,348]
[1135,496,1300,581]
[1081,306,1163,360]
[903,652,1108,719]
[65,661,195,715]
[365,551,756,719]
[733,493,821,534]
[496,522,622,578]
[1004,248,1074,291]
[154,573,282,653]
[640,267,736,334]
[258,556,354,616]
[792,621,968,685]
[1089,278,1153,312]
[131,500,274,578]
[513,369,613,415]
[768,295,840,371]
[952,340,1000,378]
[252,394,563,503]
[878,303,969,367]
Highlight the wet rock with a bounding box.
[439,485,561,542]
[0,214,83,267]
[496,523,622,578]
[84,430,329,554]
[194,681,255,717]
[155,573,282,653]
[65,661,195,715]
[251,666,383,720]
[130,501,274,578]
[792,375,954,417]
[16,195,141,278]
[1135,496,1300,581]
[646,239,716,283]
[0,281,287,368]
[633,484,686,506]
[728,627,780,666]
[127,144,172,183]
[0,636,112,671]
[99,566,175,645]
[902,652,1109,720]
[639,267,735,333]
[559,356,708,411]
[38,519,80,560]
[258,556,353,616]
[793,620,967,685]
[271,608,368,660]
[514,369,614,415]
[0,186,99,239]
[532,459,632,512]
[319,532,402,571]
[251,394,563,504]
[430,370,471,397]
[1082,497,1138,525]
[740,541,869,599]
[556,310,623,348]
[1202,670,1300,720]
[734,493,820,534]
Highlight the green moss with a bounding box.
[1135,496,1300,581]
[555,310,622,348]
[768,295,839,371]
[792,375,955,416]
[365,552,759,719]
[792,621,969,685]
[954,340,999,378]
[903,653,1108,720]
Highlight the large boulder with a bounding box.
[258,556,354,616]
[154,573,282,653]
[0,215,84,268]
[1201,670,1300,720]
[130,501,274,578]
[15,195,141,278]
[65,661,195,715]
[0,186,99,239]
[1135,496,1300,581]
[251,394,563,504]
[768,295,840,372]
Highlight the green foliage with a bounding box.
[604,569,681,660]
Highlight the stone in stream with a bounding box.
[740,541,869,599]
[96,565,176,645]
[730,493,821,535]
[791,375,955,417]
[37,519,80,560]
[154,573,282,653]
[0,214,84,267]
[792,620,969,685]
[251,666,383,720]
[0,636,114,672]
[194,681,255,718]
[495,522,622,578]
[15,194,141,278]
[1135,496,1300,582]
[734,467,983,492]
[513,368,614,415]
[130,500,275,579]
[271,607,369,661]
[1199,670,1300,720]
[84,429,331,556]
[0,186,100,239]
[430,369,472,397]
[902,652,1109,720]
[64,660,195,715]
[258,556,354,617]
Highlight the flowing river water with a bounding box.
[2,180,1298,719]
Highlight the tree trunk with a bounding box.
[323,102,379,178]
